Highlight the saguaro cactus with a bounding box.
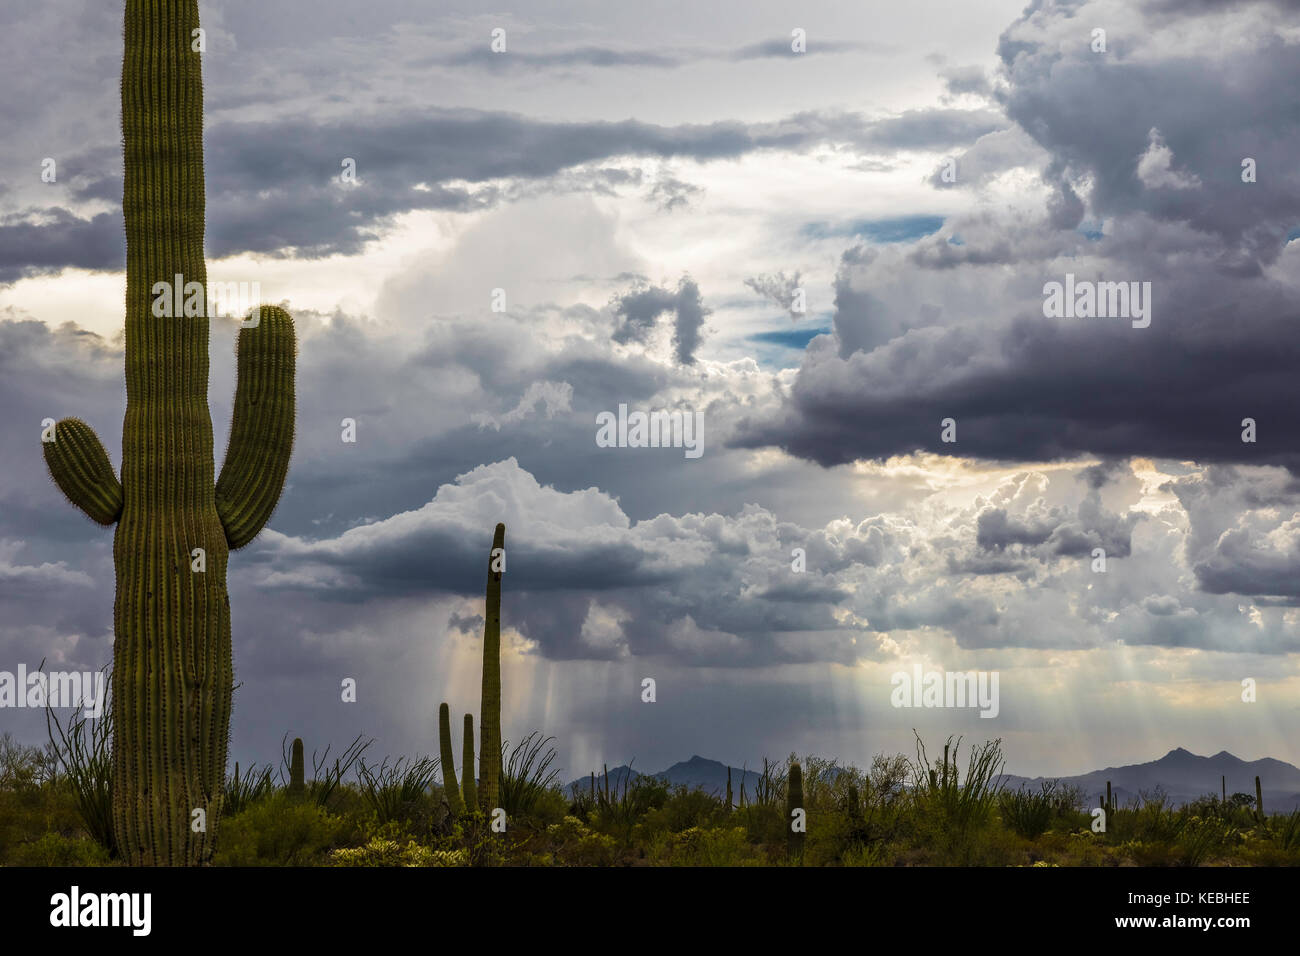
[478,523,505,812]
[288,739,306,799]
[787,761,805,859]
[1256,775,1264,820]
[41,0,295,865]
[438,703,463,816]
[462,714,478,810]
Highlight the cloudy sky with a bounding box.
[3,0,1300,783]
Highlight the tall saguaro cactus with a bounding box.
[478,523,505,812]
[41,0,295,865]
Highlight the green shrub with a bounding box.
[213,793,349,866]
[6,831,113,866]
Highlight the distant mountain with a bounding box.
[566,756,762,802]
[564,749,1300,812]
[1001,748,1300,811]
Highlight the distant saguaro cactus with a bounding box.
[787,761,805,859]
[439,703,463,817]
[42,0,296,865]
[288,739,306,798]
[1256,775,1264,820]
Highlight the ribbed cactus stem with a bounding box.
[462,714,478,810]
[479,522,505,812]
[40,0,295,866]
[787,761,805,859]
[438,703,463,817]
[288,738,305,798]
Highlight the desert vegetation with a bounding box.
[4,723,1298,867]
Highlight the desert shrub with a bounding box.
[544,815,619,866]
[330,837,466,867]
[213,792,349,866]
[45,680,115,857]
[588,771,669,845]
[1000,782,1061,839]
[909,733,1005,862]
[7,831,113,866]
[646,826,756,866]
[356,755,437,826]
[639,785,724,835]
[280,733,372,810]
[499,733,563,821]
[225,761,275,815]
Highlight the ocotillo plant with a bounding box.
[288,739,306,798]
[41,0,296,865]
[787,761,805,859]
[439,703,463,816]
[479,523,506,812]
[462,714,478,810]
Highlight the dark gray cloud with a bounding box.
[611,276,710,364]
[737,1,1300,473]
[0,107,1003,279]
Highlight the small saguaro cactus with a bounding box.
[1256,775,1264,820]
[479,523,506,813]
[1222,775,1227,804]
[787,761,805,859]
[1106,780,1113,815]
[288,738,306,798]
[439,703,463,817]
[462,713,478,810]
[41,0,296,866]
[725,766,733,811]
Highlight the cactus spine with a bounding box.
[787,761,805,859]
[41,0,296,865]
[479,523,505,812]
[288,738,306,798]
[438,703,463,816]
[462,713,478,810]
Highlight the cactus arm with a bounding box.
[215,306,296,550]
[42,418,123,525]
[439,703,464,817]
[478,522,505,811]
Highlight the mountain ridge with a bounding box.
[565,749,1300,811]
